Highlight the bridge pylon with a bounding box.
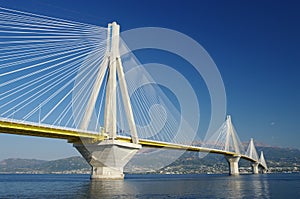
[74,22,141,179]
[222,116,245,175]
[204,115,246,175]
[259,151,268,173]
[246,138,259,174]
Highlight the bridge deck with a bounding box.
[0,119,104,143]
[0,119,259,165]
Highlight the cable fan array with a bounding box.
[113,39,198,144]
[0,7,107,131]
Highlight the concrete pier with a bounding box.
[225,155,240,175]
[74,140,141,179]
[252,162,259,174]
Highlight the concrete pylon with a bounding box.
[246,138,259,161]
[259,151,268,172]
[75,22,141,179]
[224,115,244,154]
[225,155,240,175]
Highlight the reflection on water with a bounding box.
[79,174,272,199]
[1,174,299,198]
[224,175,271,199]
[83,179,138,198]
[250,175,270,198]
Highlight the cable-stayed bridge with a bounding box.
[0,7,267,179]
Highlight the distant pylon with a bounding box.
[259,151,268,170]
[245,138,259,161]
[203,115,245,154]
[224,115,244,154]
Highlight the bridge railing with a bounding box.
[0,117,99,135]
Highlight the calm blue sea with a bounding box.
[0,173,299,198]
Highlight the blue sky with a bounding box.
[0,0,299,160]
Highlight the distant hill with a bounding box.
[0,158,46,172]
[0,146,299,174]
[0,156,90,174]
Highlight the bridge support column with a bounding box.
[252,162,259,174]
[262,169,267,174]
[225,155,240,175]
[74,140,141,179]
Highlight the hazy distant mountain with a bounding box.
[0,156,90,174]
[0,146,299,174]
[0,158,47,172]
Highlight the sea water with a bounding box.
[0,173,299,198]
